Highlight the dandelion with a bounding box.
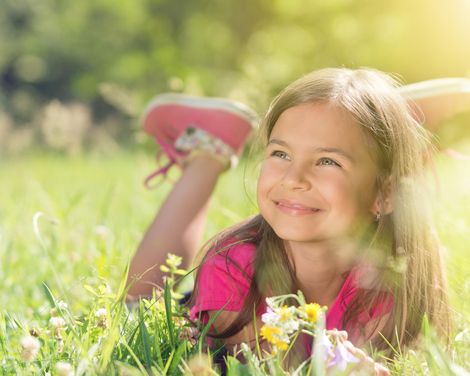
[260,325,290,351]
[20,335,40,362]
[260,325,282,344]
[185,353,213,375]
[94,225,110,238]
[303,303,321,323]
[50,316,66,329]
[55,361,74,376]
[50,316,66,340]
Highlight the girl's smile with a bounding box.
[257,101,381,245]
[273,199,322,215]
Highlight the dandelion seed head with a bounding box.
[20,335,40,362]
[94,225,110,238]
[186,353,212,375]
[55,361,74,376]
[49,316,66,329]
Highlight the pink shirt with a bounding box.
[190,242,392,334]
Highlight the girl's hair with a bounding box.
[190,67,451,352]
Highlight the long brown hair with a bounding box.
[190,68,450,351]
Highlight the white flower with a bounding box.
[261,305,299,334]
[261,307,278,326]
[94,225,110,237]
[50,316,66,329]
[57,301,68,310]
[56,361,74,376]
[265,297,276,309]
[95,308,108,328]
[95,308,107,319]
[20,335,40,362]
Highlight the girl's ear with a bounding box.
[370,176,393,216]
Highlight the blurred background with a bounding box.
[1,0,470,156]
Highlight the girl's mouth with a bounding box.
[274,200,321,215]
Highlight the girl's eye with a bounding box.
[270,150,290,160]
[318,157,340,167]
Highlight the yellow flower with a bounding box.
[273,339,289,351]
[304,303,321,323]
[261,325,290,351]
[260,325,281,343]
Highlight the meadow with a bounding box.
[0,148,469,375]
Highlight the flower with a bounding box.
[328,338,360,371]
[179,326,199,346]
[95,308,108,328]
[260,325,282,343]
[57,300,68,310]
[166,253,182,269]
[278,305,293,322]
[260,325,290,351]
[49,316,66,340]
[185,353,212,375]
[20,335,40,362]
[95,308,107,318]
[55,361,74,376]
[261,306,299,333]
[303,303,321,323]
[49,316,66,329]
[317,330,335,361]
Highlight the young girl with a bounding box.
[127,68,467,362]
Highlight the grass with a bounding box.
[0,148,469,374]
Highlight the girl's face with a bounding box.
[257,102,381,245]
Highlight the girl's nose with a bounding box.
[280,163,311,190]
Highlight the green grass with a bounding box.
[0,149,469,374]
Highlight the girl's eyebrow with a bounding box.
[268,138,355,163]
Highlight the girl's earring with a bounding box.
[375,212,381,222]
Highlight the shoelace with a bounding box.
[144,143,177,189]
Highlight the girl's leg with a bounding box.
[126,94,258,299]
[127,154,226,298]
[399,77,470,131]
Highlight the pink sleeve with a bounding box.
[189,242,256,321]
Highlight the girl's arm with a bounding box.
[206,310,261,352]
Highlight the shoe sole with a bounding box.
[142,93,259,129]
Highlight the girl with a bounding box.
[128,68,466,360]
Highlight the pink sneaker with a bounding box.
[142,93,258,187]
[399,77,470,130]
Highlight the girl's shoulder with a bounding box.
[204,238,257,274]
